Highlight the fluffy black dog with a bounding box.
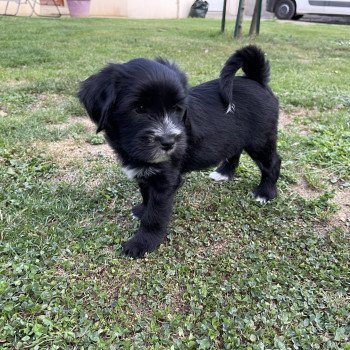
[78,45,281,258]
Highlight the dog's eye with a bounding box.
[135,105,146,114]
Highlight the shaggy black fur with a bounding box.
[78,45,281,258]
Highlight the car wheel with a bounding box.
[275,0,296,20]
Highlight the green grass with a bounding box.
[0,16,349,349]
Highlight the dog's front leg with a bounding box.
[122,175,178,258]
[131,182,149,220]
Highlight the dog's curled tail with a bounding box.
[220,45,270,113]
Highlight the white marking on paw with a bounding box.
[255,195,267,204]
[131,213,138,220]
[209,171,229,182]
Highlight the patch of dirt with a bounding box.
[291,177,321,200]
[329,189,350,230]
[33,136,115,188]
[46,116,96,133]
[292,175,349,231]
[38,139,115,167]
[31,93,64,112]
[158,283,190,317]
[278,109,299,129]
[278,108,317,133]
[210,239,230,256]
[5,79,30,88]
[0,109,8,117]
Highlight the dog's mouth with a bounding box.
[150,146,175,163]
[132,117,186,164]
[140,127,183,163]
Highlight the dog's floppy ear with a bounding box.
[78,64,121,133]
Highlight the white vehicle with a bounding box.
[266,0,350,19]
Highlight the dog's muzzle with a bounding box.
[156,134,176,151]
[150,115,184,159]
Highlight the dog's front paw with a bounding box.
[131,203,145,220]
[252,185,277,203]
[209,171,230,182]
[122,233,160,258]
[122,240,149,258]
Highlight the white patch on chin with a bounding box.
[122,166,160,180]
[209,171,229,182]
[151,152,170,163]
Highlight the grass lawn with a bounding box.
[0,16,349,349]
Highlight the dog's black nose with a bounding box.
[158,136,175,151]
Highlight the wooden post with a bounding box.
[249,0,263,36]
[234,0,246,38]
[221,0,228,33]
[256,0,262,34]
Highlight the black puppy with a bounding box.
[78,45,281,258]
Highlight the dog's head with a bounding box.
[78,58,188,164]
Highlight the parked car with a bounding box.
[266,0,350,19]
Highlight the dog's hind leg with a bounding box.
[209,153,241,182]
[245,144,281,203]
